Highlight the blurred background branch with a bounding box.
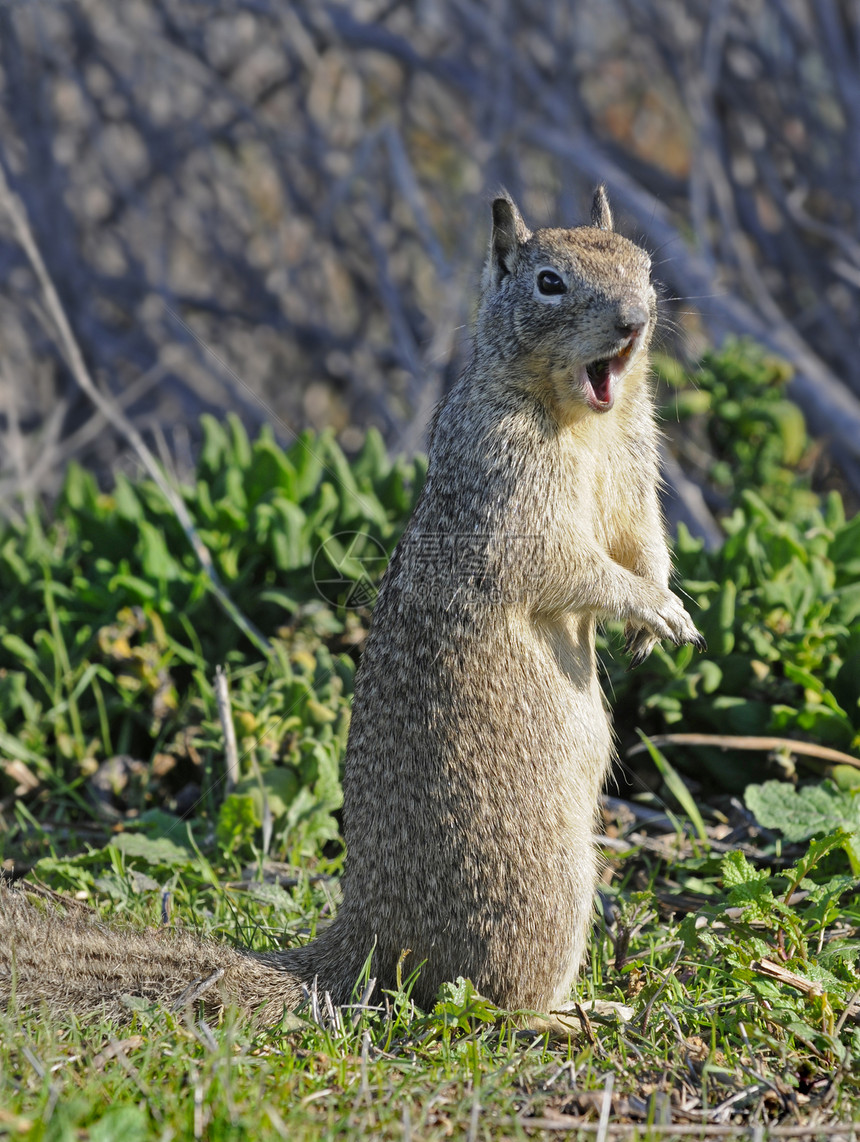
[1,0,858,512]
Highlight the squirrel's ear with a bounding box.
[484,195,531,289]
[591,185,614,231]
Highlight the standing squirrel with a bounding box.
[0,187,704,1026]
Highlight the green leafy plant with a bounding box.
[747,779,860,874]
[606,345,860,791]
[656,338,819,522]
[676,840,858,1059]
[0,418,424,848]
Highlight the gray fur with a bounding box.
[0,191,704,1027]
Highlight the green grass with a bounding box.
[2,829,859,1139]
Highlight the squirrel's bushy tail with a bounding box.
[0,882,306,1025]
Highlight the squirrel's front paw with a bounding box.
[630,590,706,663]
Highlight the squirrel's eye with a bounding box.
[537,269,567,295]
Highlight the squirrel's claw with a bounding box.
[625,618,707,669]
[624,625,657,668]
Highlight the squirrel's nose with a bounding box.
[615,303,649,338]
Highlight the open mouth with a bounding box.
[583,340,635,411]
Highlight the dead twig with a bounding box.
[214,666,240,795]
[626,734,860,770]
[752,957,823,997]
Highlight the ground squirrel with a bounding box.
[0,187,704,1026]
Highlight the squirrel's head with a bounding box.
[477,188,656,418]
